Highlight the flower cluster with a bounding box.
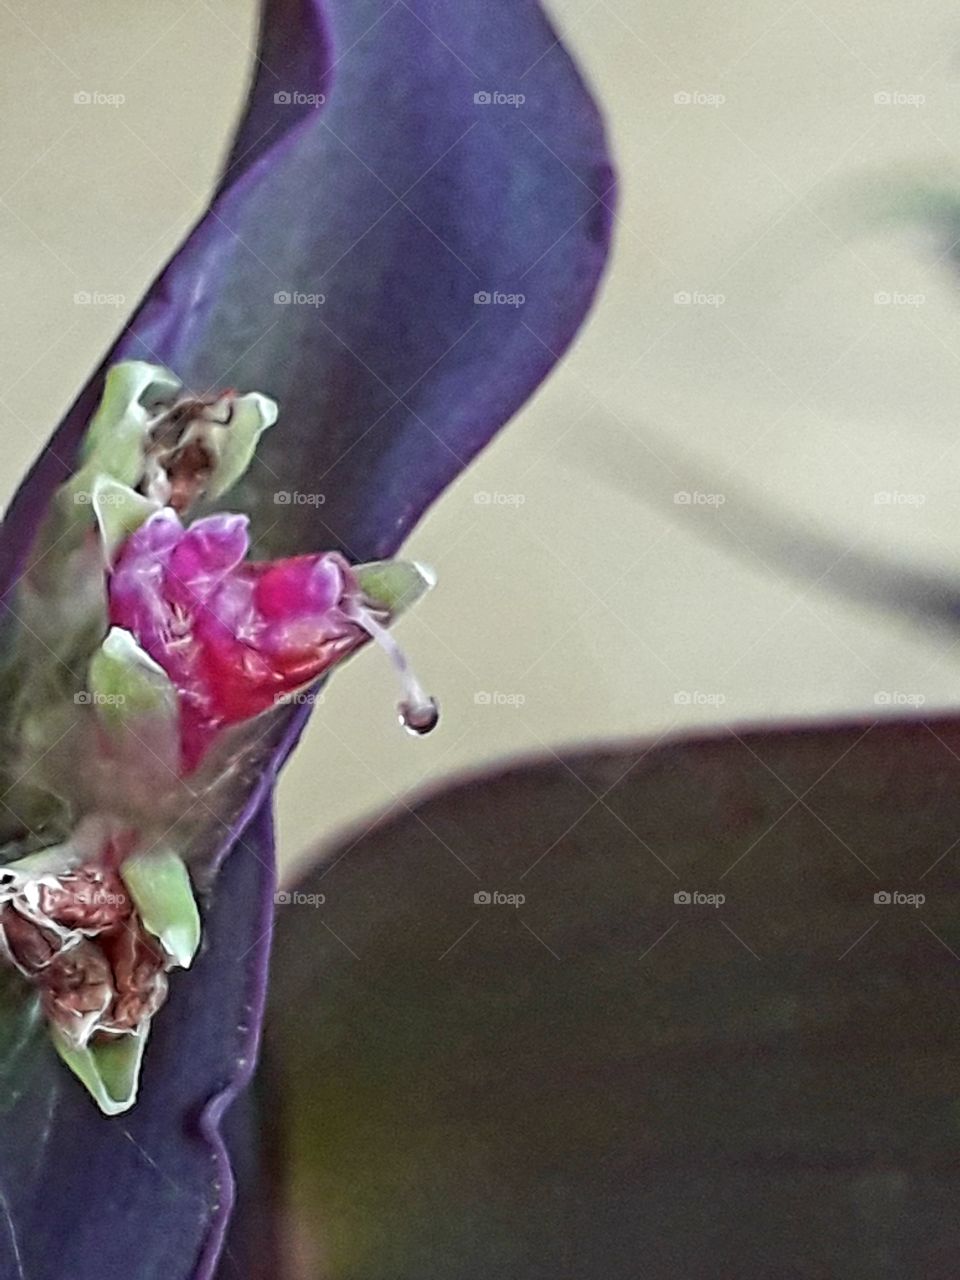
[0,361,436,1112]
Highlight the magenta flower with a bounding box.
[108,510,368,772]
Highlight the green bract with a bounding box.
[77,361,182,489]
[356,560,436,613]
[53,1025,149,1117]
[121,847,202,970]
[204,391,279,500]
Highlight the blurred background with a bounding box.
[3,0,960,875]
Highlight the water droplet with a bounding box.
[399,697,439,736]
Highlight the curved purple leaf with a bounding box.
[128,0,614,560]
[0,2,613,1278]
[220,0,333,188]
[266,718,960,1279]
[3,0,613,565]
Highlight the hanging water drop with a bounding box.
[399,696,440,736]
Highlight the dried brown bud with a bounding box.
[144,393,235,512]
[2,862,168,1047]
[37,867,130,932]
[41,937,114,1039]
[0,903,60,972]
[100,924,167,1034]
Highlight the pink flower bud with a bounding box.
[107,509,368,772]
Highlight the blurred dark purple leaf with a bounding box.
[266,718,960,1279]
[0,0,613,1276]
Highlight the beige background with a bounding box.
[3,0,960,877]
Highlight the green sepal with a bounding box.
[24,362,177,593]
[88,627,177,728]
[204,391,278,500]
[356,560,436,616]
[121,846,201,969]
[78,360,180,485]
[92,476,159,567]
[51,1024,149,1116]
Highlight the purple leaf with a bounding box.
[0,1,613,1277]
[4,0,614,565]
[266,718,960,1279]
